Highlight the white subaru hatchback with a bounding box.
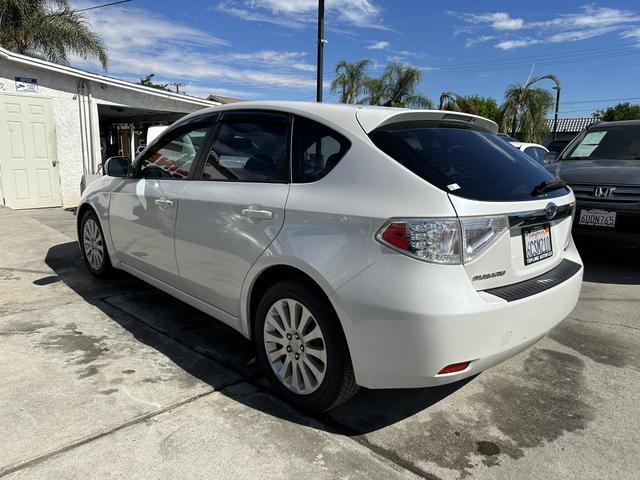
[78,102,583,412]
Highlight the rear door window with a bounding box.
[369,123,568,201]
[200,111,289,183]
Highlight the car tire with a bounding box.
[254,281,359,413]
[80,209,113,278]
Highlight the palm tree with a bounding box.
[438,91,477,113]
[0,0,108,69]
[360,75,389,106]
[330,59,371,104]
[502,74,559,139]
[383,62,432,108]
[501,85,554,143]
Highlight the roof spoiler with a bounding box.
[356,108,499,134]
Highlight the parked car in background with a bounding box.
[509,141,549,165]
[546,119,640,247]
[546,139,571,154]
[497,133,518,142]
[77,102,582,412]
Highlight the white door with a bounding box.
[0,94,61,209]
[109,121,213,286]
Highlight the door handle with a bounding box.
[155,198,173,209]
[52,159,59,167]
[241,207,273,220]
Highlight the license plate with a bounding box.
[522,224,553,265]
[578,209,616,227]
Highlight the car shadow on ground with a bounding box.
[577,241,640,285]
[42,241,469,435]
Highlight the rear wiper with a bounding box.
[531,180,567,196]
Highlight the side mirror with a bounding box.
[544,151,559,164]
[104,156,131,177]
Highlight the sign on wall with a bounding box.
[15,77,38,93]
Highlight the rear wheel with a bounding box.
[80,209,113,278]
[254,281,358,413]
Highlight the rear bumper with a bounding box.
[332,240,583,389]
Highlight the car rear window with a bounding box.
[369,122,568,201]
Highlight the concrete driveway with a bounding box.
[1,206,638,479]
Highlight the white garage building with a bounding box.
[0,47,218,209]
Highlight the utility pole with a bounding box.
[552,85,561,140]
[316,0,325,102]
[171,83,185,94]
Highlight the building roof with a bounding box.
[545,117,595,133]
[0,47,219,107]
[207,94,244,104]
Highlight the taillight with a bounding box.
[377,219,462,264]
[460,215,508,263]
[376,215,508,264]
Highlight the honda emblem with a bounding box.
[593,186,616,198]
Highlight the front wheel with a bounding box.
[254,281,358,412]
[80,209,113,278]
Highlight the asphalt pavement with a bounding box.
[1,206,638,479]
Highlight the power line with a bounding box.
[425,43,639,71]
[561,96,640,105]
[427,48,640,75]
[1,0,133,23]
[75,0,133,12]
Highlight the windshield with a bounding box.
[561,125,640,161]
[369,124,568,201]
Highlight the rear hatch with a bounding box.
[358,108,575,290]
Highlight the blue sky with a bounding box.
[72,0,640,117]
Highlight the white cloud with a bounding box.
[494,38,541,50]
[464,35,494,48]
[216,0,386,29]
[459,12,525,31]
[456,5,640,50]
[70,1,316,98]
[622,28,640,43]
[367,41,390,50]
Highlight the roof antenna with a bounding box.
[525,63,536,85]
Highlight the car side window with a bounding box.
[292,116,351,183]
[137,125,211,179]
[524,146,545,165]
[200,118,288,183]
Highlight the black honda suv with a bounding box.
[546,120,640,246]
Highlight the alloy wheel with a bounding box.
[83,218,105,271]
[263,298,327,395]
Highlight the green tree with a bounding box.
[330,59,371,104]
[594,102,640,121]
[137,74,171,92]
[501,74,559,142]
[0,0,108,69]
[466,96,499,122]
[360,75,389,106]
[382,61,432,108]
[501,86,553,143]
[439,92,477,114]
[360,61,432,108]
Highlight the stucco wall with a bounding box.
[0,59,210,208]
